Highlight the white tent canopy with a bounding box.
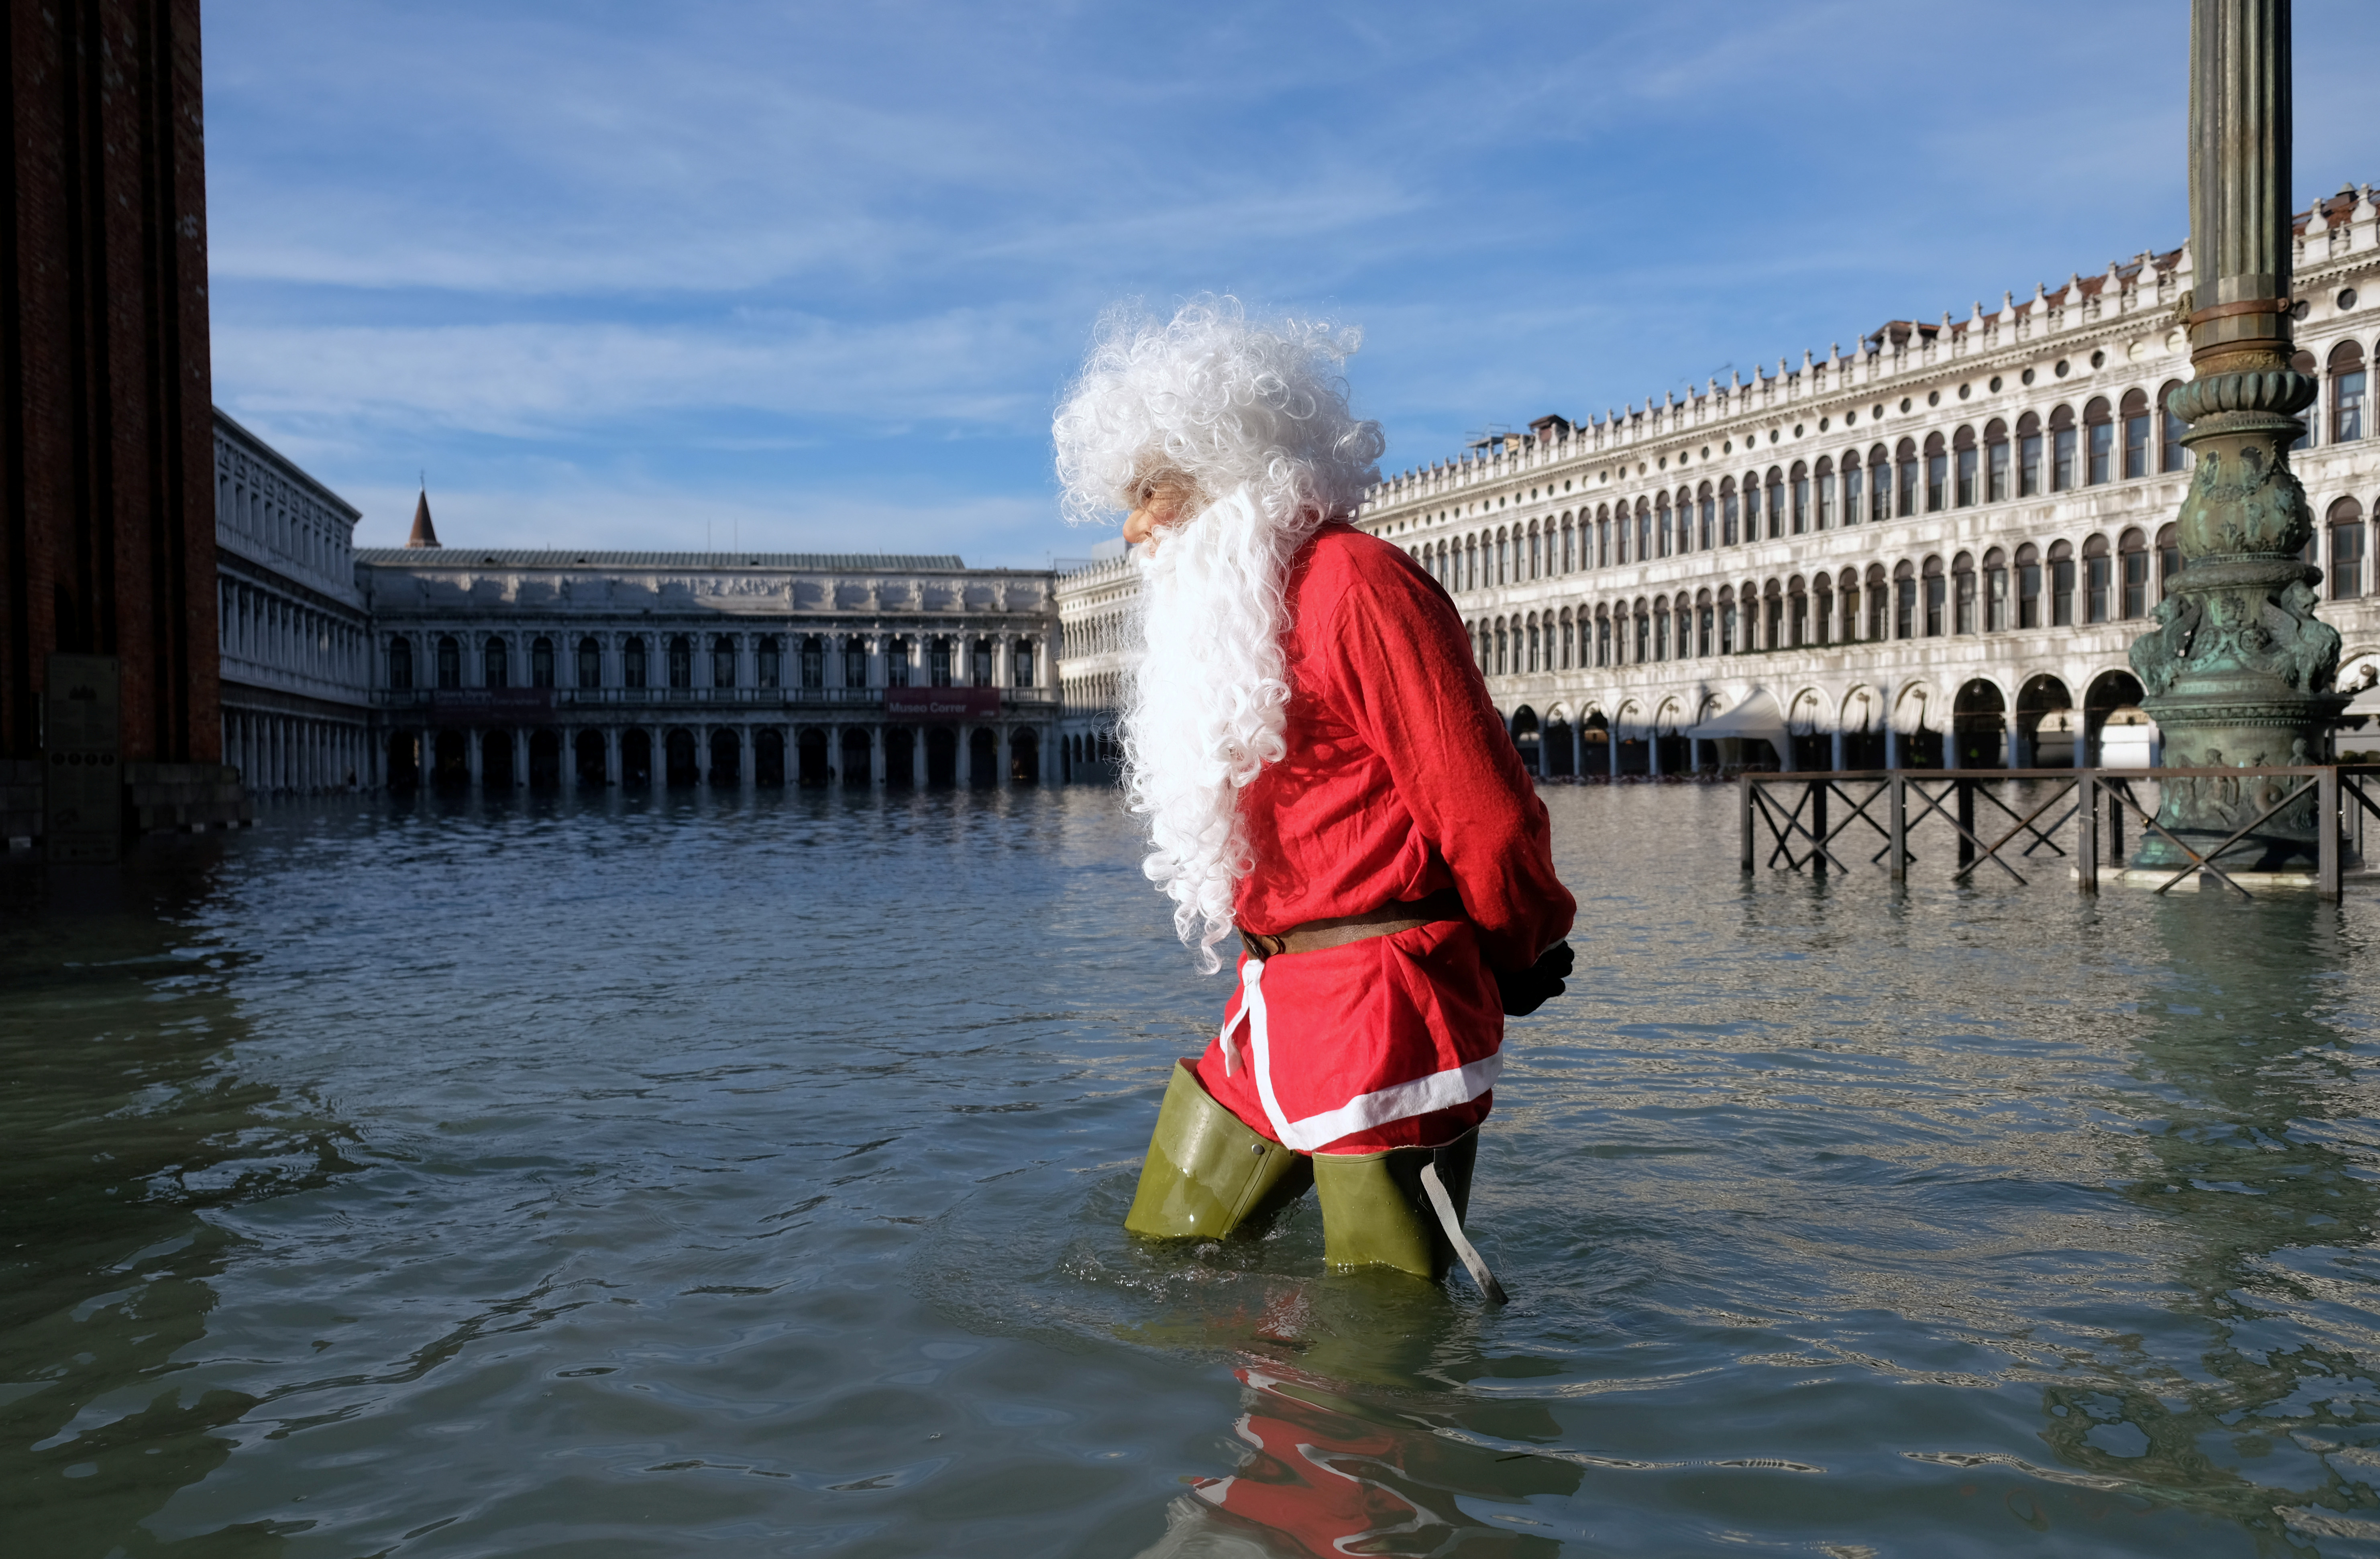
[1684,689,1788,744]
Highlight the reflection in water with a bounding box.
[0,852,362,1557]
[2041,895,2380,1549]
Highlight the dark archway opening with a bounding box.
[1509,705,1541,775]
[1952,680,2007,769]
[620,729,653,787]
[388,732,420,790]
[481,729,516,790]
[2085,670,2148,767]
[968,728,997,786]
[664,728,699,787]
[528,728,563,789]
[709,728,742,786]
[883,727,915,786]
[795,728,829,787]
[1900,727,1944,769]
[1616,734,1648,776]
[1580,713,1609,777]
[1657,732,1691,773]
[574,730,607,787]
[1009,728,1039,785]
[925,725,959,786]
[1544,720,1574,777]
[2017,675,2075,767]
[754,728,787,786]
[841,728,872,785]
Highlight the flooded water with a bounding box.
[4,783,2378,1557]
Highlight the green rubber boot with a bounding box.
[1124,1060,1304,1239]
[1312,1128,1479,1280]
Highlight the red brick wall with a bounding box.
[0,0,220,764]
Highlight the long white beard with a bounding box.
[1121,487,1306,972]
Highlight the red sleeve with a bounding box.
[1308,536,1576,970]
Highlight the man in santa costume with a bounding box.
[1053,298,1575,1283]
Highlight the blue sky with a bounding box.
[204,1,2380,568]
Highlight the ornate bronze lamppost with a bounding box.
[2129,0,2346,872]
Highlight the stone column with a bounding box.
[467,728,484,788]
[1831,728,1848,770]
[605,727,621,786]
[996,726,1011,786]
[513,729,530,787]
[912,728,927,787]
[958,727,973,786]
[695,725,711,787]
[2131,0,2344,870]
[871,726,885,785]
[2005,719,2023,770]
[1885,723,1901,770]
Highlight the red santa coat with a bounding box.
[1192,522,1575,1154]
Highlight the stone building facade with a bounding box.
[1054,542,1133,783]
[214,414,373,793]
[356,550,1059,791]
[1341,187,2380,776]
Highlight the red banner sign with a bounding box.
[884,686,1003,719]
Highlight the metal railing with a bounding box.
[1739,767,2380,900]
[375,687,1059,710]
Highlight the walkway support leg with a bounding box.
[2320,766,2341,900]
[2078,776,2099,892]
[1739,774,1754,873]
[1811,780,1829,876]
[1888,774,1906,884]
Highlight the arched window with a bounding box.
[1865,565,1889,641]
[2330,497,2367,600]
[1561,515,1576,574]
[2331,341,2367,443]
[1985,418,2011,502]
[2156,523,2180,597]
[2159,381,2189,471]
[1652,597,1669,661]
[1922,555,1947,636]
[1787,575,1808,646]
[1498,527,1512,585]
[1868,445,1891,522]
[1594,505,1611,568]
[1637,498,1654,561]
[1494,618,1509,675]
[1718,585,1738,654]
[2081,535,2111,622]
[1720,479,1740,545]
[2049,406,2078,490]
[1595,605,1611,667]
[388,636,414,691]
[1840,450,1864,525]
[1766,468,1786,539]
[2119,528,2150,618]
[2292,350,2317,449]
[1924,432,1948,512]
[1675,592,1693,656]
[667,635,693,690]
[484,636,509,689]
[2084,397,2115,484]
[886,636,912,688]
[1814,458,1835,529]
[791,634,818,689]
[2017,412,2044,495]
[1812,571,1834,645]
[1559,607,1574,668]
[2120,388,2152,477]
[1615,508,1631,565]
[1952,551,1977,634]
[1895,439,1920,516]
[1983,547,2009,631]
[1837,570,1860,643]
[844,635,869,689]
[1953,426,1978,507]
[1696,588,1715,656]
[531,636,555,689]
[2015,544,2042,628]
[1763,578,1783,650]
[705,634,732,690]
[1697,483,1716,548]
[750,634,777,689]
[623,635,648,689]
[1633,598,1651,663]
[1791,461,1810,534]
[1657,494,1674,558]
[577,636,601,689]
[1895,560,1919,638]
[1014,637,1037,687]
[1527,613,1543,672]
[2046,541,2075,626]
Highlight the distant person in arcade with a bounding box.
[1051,297,1576,1291]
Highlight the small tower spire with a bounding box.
[406,486,442,548]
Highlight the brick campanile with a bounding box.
[0,0,221,766]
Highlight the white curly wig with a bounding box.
[1051,297,1385,970]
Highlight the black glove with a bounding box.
[1494,942,1574,1017]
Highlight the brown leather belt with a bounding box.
[1237,888,1468,960]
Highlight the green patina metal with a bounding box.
[2129,0,2348,870]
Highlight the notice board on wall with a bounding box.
[44,654,121,864]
